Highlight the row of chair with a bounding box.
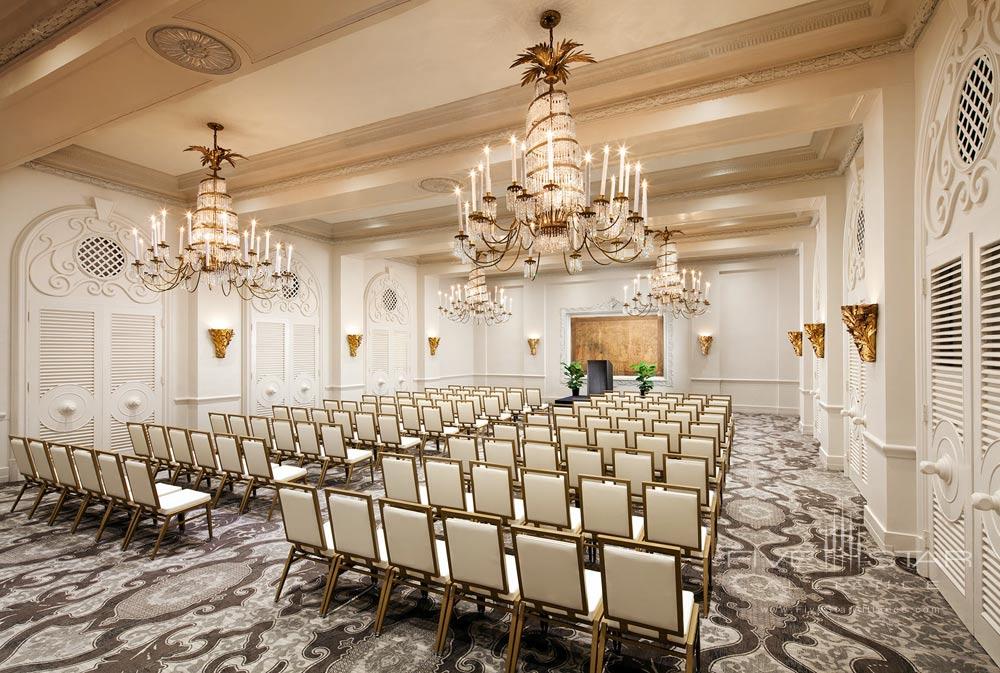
[276,483,701,672]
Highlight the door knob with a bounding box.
[919,457,954,484]
[972,491,1000,513]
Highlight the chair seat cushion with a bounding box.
[155,483,182,496]
[345,448,373,464]
[396,436,422,450]
[272,464,308,482]
[157,488,212,515]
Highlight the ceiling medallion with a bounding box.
[419,177,461,194]
[146,26,240,74]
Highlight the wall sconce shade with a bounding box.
[346,334,363,357]
[842,303,878,362]
[428,336,441,356]
[697,335,713,356]
[208,328,234,359]
[803,323,825,358]
[527,337,540,356]
[787,330,803,356]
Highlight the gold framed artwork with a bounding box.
[570,315,663,376]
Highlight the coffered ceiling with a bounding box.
[4,0,930,274]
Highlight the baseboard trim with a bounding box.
[734,405,798,415]
[864,505,922,554]
[819,445,844,470]
[863,431,917,459]
[325,383,364,391]
[799,422,814,434]
[172,394,241,405]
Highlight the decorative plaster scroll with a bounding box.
[845,169,866,290]
[365,270,410,325]
[251,256,319,317]
[920,0,999,238]
[25,204,158,304]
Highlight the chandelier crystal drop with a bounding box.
[452,9,651,279]
[438,267,513,326]
[131,122,294,300]
[623,230,711,318]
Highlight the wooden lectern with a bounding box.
[587,360,614,396]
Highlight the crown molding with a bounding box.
[22,157,187,207]
[0,0,115,70]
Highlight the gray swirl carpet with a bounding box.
[0,414,996,672]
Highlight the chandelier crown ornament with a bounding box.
[452,9,650,279]
[132,122,294,301]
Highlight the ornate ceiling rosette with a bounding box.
[146,26,241,74]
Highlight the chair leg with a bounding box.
[345,465,354,485]
[211,473,229,508]
[27,485,48,519]
[238,477,256,514]
[122,508,143,551]
[192,469,206,491]
[320,556,343,616]
[590,621,608,673]
[502,600,521,673]
[266,490,279,522]
[317,460,329,488]
[169,467,181,485]
[373,567,398,634]
[9,482,29,513]
[47,488,68,526]
[369,460,375,484]
[507,602,527,673]
[95,502,114,542]
[434,584,455,654]
[702,557,711,616]
[274,546,296,602]
[70,493,92,533]
[150,513,173,559]
[205,505,214,538]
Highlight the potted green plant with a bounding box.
[631,361,656,396]
[561,360,585,397]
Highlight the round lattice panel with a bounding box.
[282,273,300,299]
[39,384,95,432]
[382,288,399,313]
[955,53,995,166]
[76,236,126,279]
[110,382,154,423]
[855,207,865,259]
[929,420,966,521]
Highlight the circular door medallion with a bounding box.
[39,384,95,432]
[110,382,154,423]
[929,420,965,521]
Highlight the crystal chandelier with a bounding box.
[438,267,513,326]
[452,9,650,280]
[131,122,294,300]
[623,230,711,318]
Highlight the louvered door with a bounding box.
[107,312,160,451]
[253,321,287,415]
[846,347,868,486]
[925,244,973,623]
[291,323,319,406]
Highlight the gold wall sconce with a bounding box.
[527,337,540,356]
[346,333,363,357]
[697,335,713,356]
[208,328,234,359]
[787,330,803,356]
[803,323,825,358]
[428,336,441,356]
[841,303,878,363]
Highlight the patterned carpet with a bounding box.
[0,414,997,672]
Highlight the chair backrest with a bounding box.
[599,538,684,637]
[594,428,626,467]
[521,468,572,529]
[215,433,244,475]
[523,440,559,471]
[456,400,476,425]
[241,437,274,480]
[471,461,516,520]
[580,475,634,538]
[341,400,359,413]
[48,444,78,489]
[635,432,671,473]
[272,405,291,420]
[612,449,654,497]
[9,436,35,480]
[512,527,587,615]
[332,410,354,434]
[290,407,310,423]
[553,414,578,430]
[423,457,467,510]
[228,414,251,437]
[643,484,702,551]
[27,440,54,482]
[208,413,230,434]
[381,453,420,503]
[422,405,445,433]
[379,498,442,577]
[666,411,691,434]
[557,427,588,456]
[442,510,510,593]
[508,389,525,413]
[526,412,550,426]
[483,395,503,418]
[483,438,518,477]
[651,420,682,455]
[524,424,553,442]
[492,421,519,447]
[190,430,217,469]
[400,405,422,433]
[146,424,173,462]
[72,447,103,494]
[360,402,378,415]
[362,394,377,403]
[701,411,728,439]
[664,455,711,507]
[296,421,321,456]
[319,423,348,459]
[584,415,611,444]
[278,483,329,551]
[324,487,380,562]
[616,418,645,448]
[635,408,661,431]
[690,421,722,451]
[323,399,341,412]
[355,412,378,443]
[122,457,159,508]
[436,400,455,423]
[96,451,129,500]
[127,423,151,456]
[552,405,573,417]
[525,388,543,407]
[271,418,297,455]
[447,436,479,476]
[167,427,194,466]
[377,414,402,445]
[249,416,273,447]
[565,445,603,491]
[679,435,717,476]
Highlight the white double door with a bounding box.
[25,298,163,452]
[250,316,319,415]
